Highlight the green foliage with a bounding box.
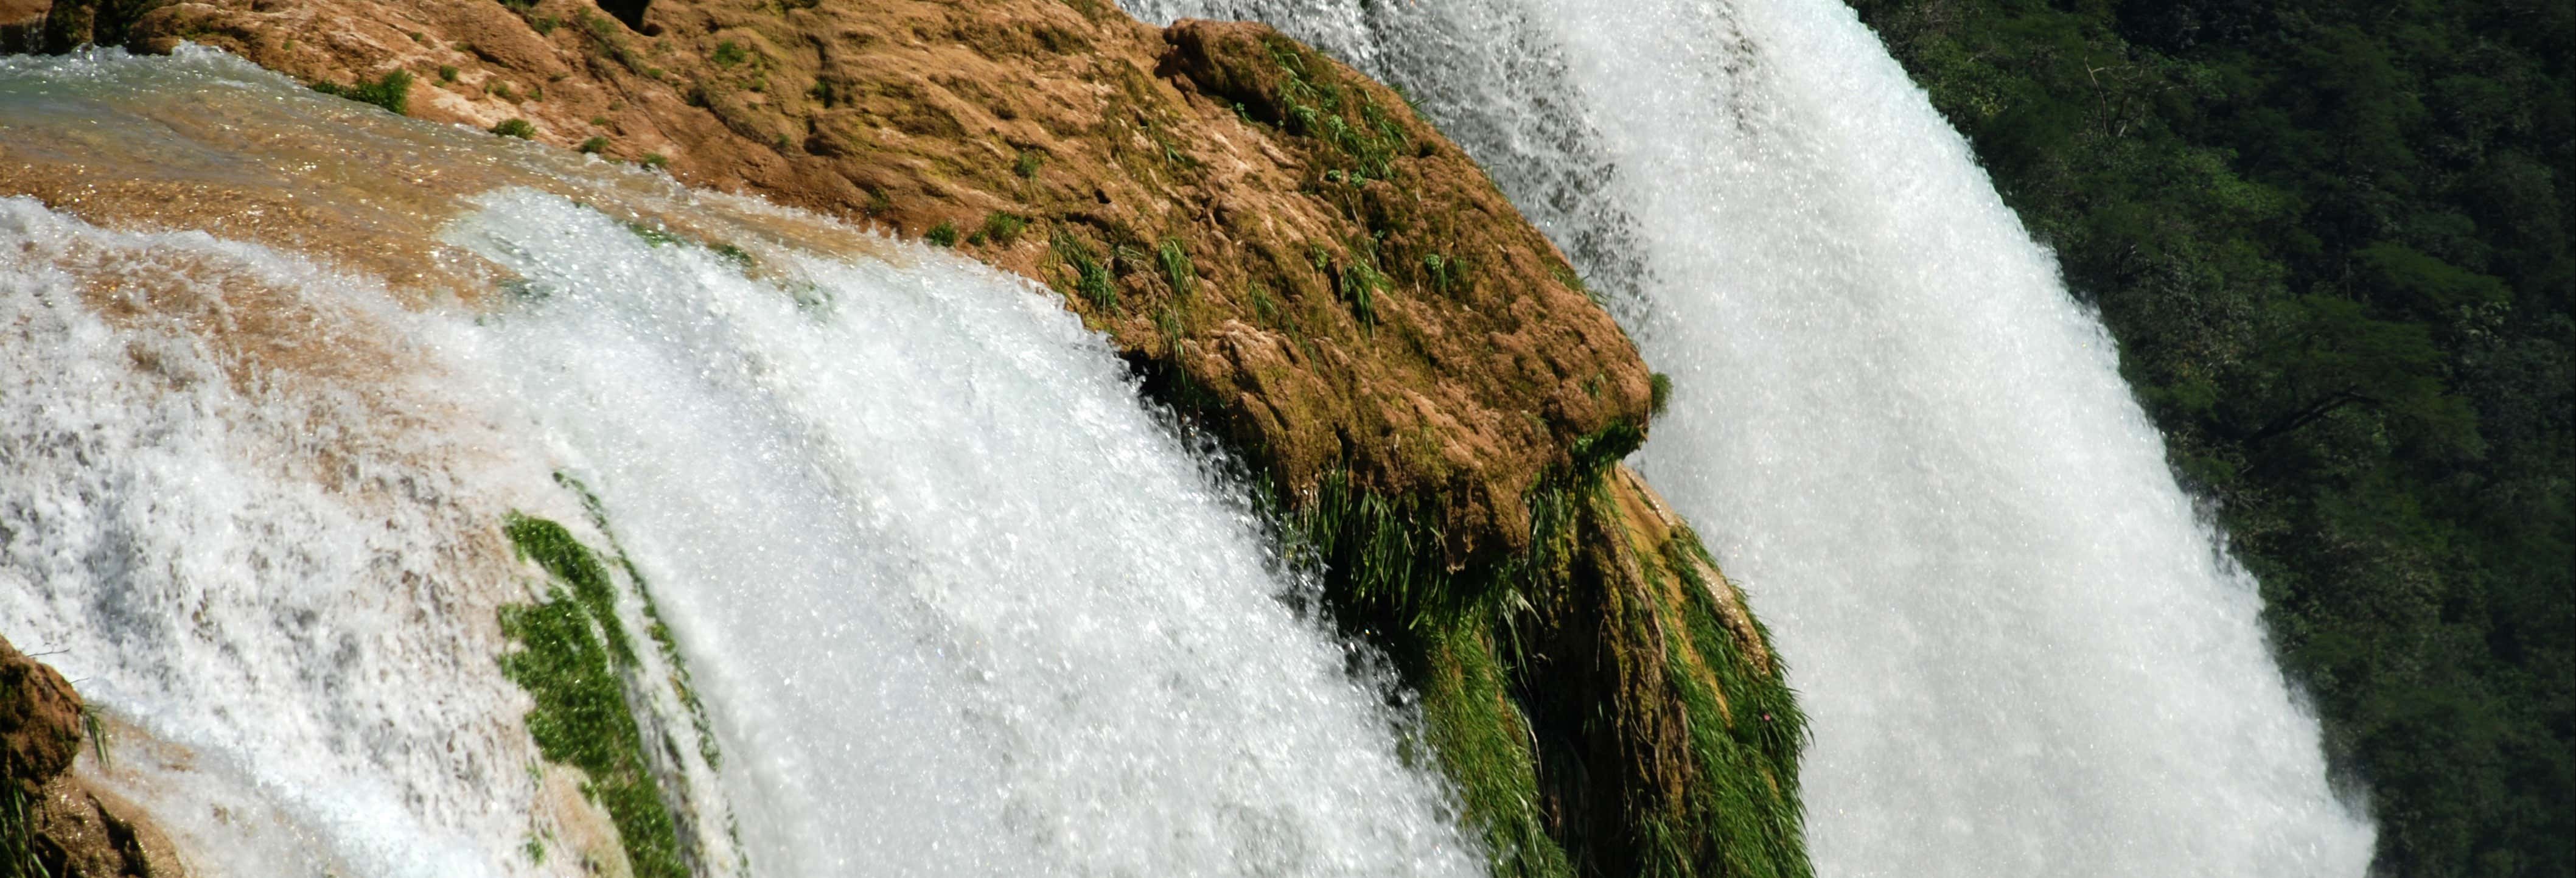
[492,117,537,139]
[311,69,412,115]
[1650,532,1810,878]
[1649,373,1674,420]
[438,64,458,83]
[577,11,649,75]
[3,787,37,878]
[1423,252,1454,294]
[1333,238,1389,329]
[578,135,610,153]
[1052,231,1117,310]
[504,514,634,664]
[1157,239,1197,298]
[1415,627,1576,878]
[1013,149,1045,179]
[925,221,959,248]
[1264,37,1408,183]
[640,153,669,170]
[711,40,748,68]
[1249,282,1280,326]
[1283,461,1810,878]
[498,515,683,878]
[1846,1,2575,873]
[979,212,1027,245]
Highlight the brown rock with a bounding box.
[2,636,190,877]
[0,634,83,798]
[29,776,192,878]
[0,0,47,52]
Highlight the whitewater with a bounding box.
[1121,0,2379,874]
[0,48,1481,878]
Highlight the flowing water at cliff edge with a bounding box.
[1121,0,2379,874]
[0,48,1482,877]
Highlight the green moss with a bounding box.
[504,513,634,666]
[497,588,685,878]
[554,474,725,772]
[498,501,735,878]
[312,69,412,115]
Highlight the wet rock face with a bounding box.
[0,635,83,798]
[2,636,189,878]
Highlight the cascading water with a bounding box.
[1,49,1482,877]
[1122,0,2379,874]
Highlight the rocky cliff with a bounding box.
[3,1,1809,875]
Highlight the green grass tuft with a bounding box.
[711,40,748,67]
[1649,373,1674,419]
[1053,232,1117,311]
[1013,149,1045,178]
[979,212,1027,245]
[492,117,537,139]
[579,136,610,153]
[1157,239,1197,299]
[312,69,413,115]
[926,222,959,247]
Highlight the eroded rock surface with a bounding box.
[2,636,189,878]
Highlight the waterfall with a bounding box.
[1,49,1481,878]
[1120,0,2378,874]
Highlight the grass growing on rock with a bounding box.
[311,69,412,114]
[1278,430,1807,878]
[1053,231,1117,311]
[498,512,687,878]
[980,212,1027,245]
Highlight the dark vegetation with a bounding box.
[310,68,411,114]
[1842,1,2573,873]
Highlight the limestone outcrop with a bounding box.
[4,2,1809,874]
